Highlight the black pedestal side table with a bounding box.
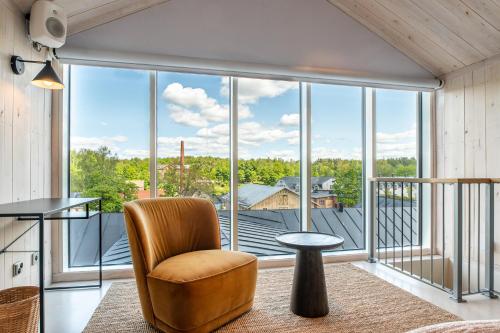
[275,232,344,318]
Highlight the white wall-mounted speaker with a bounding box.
[29,0,67,48]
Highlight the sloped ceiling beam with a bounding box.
[9,0,170,36]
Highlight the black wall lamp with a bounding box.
[11,55,64,90]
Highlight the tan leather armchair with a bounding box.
[123,198,257,333]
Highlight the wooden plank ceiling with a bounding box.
[328,0,500,76]
[11,0,169,36]
[12,0,500,77]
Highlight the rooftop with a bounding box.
[277,176,334,190]
[68,203,419,267]
[223,184,298,209]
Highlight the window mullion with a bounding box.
[300,82,311,232]
[149,71,157,198]
[365,87,376,258]
[230,77,239,251]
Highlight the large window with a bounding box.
[156,72,231,249]
[65,64,430,268]
[374,89,422,253]
[236,78,300,256]
[68,65,150,267]
[311,84,363,251]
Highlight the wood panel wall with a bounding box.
[0,0,52,290]
[436,54,500,287]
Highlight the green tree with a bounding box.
[116,157,150,189]
[376,157,416,177]
[71,148,415,210]
[331,160,362,207]
[70,147,137,212]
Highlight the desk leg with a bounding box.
[38,215,45,333]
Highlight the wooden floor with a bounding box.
[45,262,500,333]
[354,262,500,321]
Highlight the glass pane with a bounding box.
[156,72,231,249]
[376,89,417,177]
[311,84,363,251]
[69,65,150,267]
[236,77,300,256]
[375,89,418,252]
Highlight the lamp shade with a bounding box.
[31,61,64,90]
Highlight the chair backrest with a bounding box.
[123,197,221,325]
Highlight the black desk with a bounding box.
[0,198,103,333]
[275,232,344,317]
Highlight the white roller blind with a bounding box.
[55,47,442,91]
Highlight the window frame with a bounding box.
[55,63,431,279]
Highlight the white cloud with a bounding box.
[196,121,300,146]
[280,113,300,126]
[268,149,298,160]
[163,83,213,110]
[158,79,301,157]
[287,136,300,145]
[196,123,229,138]
[163,79,296,132]
[221,77,298,104]
[70,135,144,158]
[162,82,252,128]
[376,124,416,158]
[237,104,252,119]
[377,142,416,158]
[312,146,362,161]
[155,119,300,159]
[169,104,209,128]
[157,136,229,157]
[163,82,229,122]
[239,122,299,146]
[377,129,416,144]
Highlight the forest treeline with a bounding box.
[70,147,416,212]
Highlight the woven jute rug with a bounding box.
[84,263,459,333]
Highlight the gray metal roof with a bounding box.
[73,205,420,266]
[228,184,298,209]
[355,197,417,208]
[277,176,334,189]
[68,213,126,267]
[311,190,335,198]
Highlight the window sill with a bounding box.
[53,247,432,283]
[54,249,369,282]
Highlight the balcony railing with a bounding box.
[368,177,498,302]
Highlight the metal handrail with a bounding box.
[370,177,493,184]
[368,177,498,303]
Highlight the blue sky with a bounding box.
[69,65,417,160]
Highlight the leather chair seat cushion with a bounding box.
[147,249,257,331]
